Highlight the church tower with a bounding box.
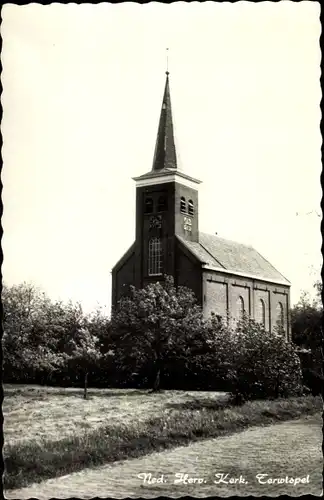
[112,68,291,339]
[132,71,202,289]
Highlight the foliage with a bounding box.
[291,283,323,351]
[63,327,102,399]
[111,275,205,391]
[2,283,65,379]
[290,281,323,391]
[2,279,316,398]
[2,283,110,390]
[164,313,233,391]
[205,314,303,401]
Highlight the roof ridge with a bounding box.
[199,231,253,249]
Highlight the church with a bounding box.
[111,71,291,339]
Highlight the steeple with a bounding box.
[151,71,177,171]
[133,64,201,189]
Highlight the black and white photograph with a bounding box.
[1,1,322,497]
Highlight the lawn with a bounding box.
[3,384,322,491]
[3,384,228,447]
[6,414,322,498]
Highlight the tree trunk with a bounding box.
[153,366,161,392]
[275,374,280,399]
[151,357,162,392]
[84,371,88,400]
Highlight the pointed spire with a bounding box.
[151,68,177,171]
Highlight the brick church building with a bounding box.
[112,71,291,338]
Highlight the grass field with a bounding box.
[3,384,228,446]
[6,414,322,498]
[3,384,322,491]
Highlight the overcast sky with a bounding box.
[1,2,321,314]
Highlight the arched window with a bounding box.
[259,299,266,326]
[236,296,245,320]
[148,237,163,276]
[188,199,194,216]
[276,302,284,331]
[157,196,167,212]
[144,198,153,214]
[180,196,186,214]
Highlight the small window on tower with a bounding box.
[157,196,167,212]
[188,199,194,216]
[180,197,186,214]
[144,198,153,214]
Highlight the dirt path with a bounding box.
[5,414,322,498]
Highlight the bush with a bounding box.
[206,316,304,401]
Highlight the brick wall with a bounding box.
[176,242,202,303]
[112,251,135,307]
[202,270,291,338]
[174,182,199,242]
[204,279,228,318]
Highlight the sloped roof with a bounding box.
[151,72,177,171]
[177,232,290,285]
[111,242,135,273]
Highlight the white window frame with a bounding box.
[148,237,163,276]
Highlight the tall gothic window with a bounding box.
[276,302,284,332]
[180,196,186,214]
[157,195,167,212]
[237,296,245,320]
[144,198,153,214]
[188,199,194,216]
[259,299,266,327]
[148,237,163,276]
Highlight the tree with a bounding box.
[290,282,323,393]
[313,280,323,309]
[166,312,232,391]
[111,276,205,392]
[63,326,102,399]
[2,283,105,388]
[2,282,65,380]
[85,306,112,355]
[290,282,323,358]
[43,300,105,396]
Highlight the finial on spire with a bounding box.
[166,48,169,75]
